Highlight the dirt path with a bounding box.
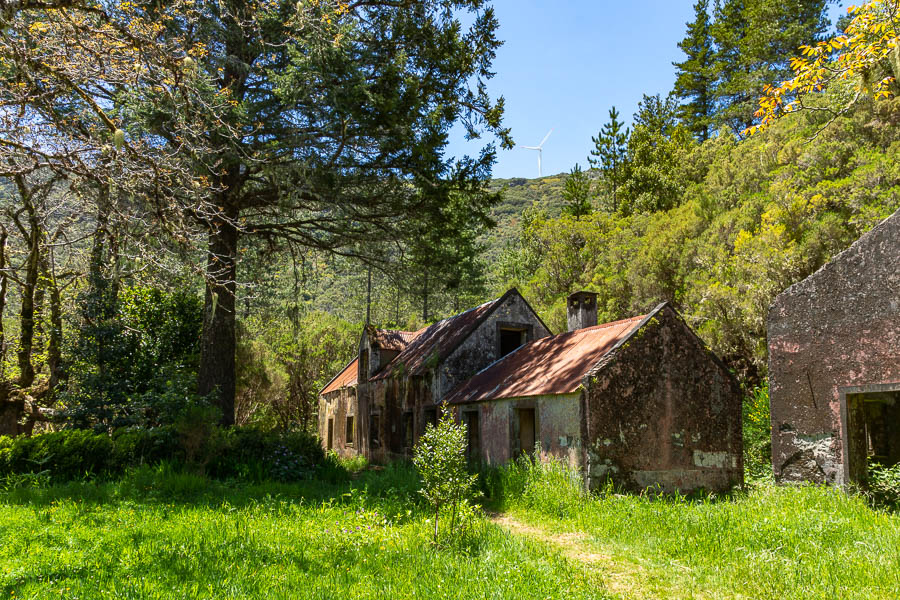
[490,513,702,600]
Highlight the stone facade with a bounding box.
[446,300,744,494]
[319,385,358,458]
[320,289,550,462]
[769,209,900,485]
[582,306,743,493]
[320,289,744,494]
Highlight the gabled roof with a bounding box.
[320,357,358,396]
[372,289,539,381]
[444,314,648,404]
[371,328,422,352]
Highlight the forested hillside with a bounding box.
[486,101,900,383]
[0,0,897,435]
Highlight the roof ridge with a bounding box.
[569,314,647,335]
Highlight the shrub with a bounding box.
[412,403,477,545]
[868,462,900,507]
[208,428,325,482]
[0,426,325,483]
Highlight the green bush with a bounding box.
[208,428,325,482]
[0,426,325,483]
[868,462,900,507]
[412,405,478,546]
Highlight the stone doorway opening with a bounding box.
[842,384,900,484]
[518,408,536,459]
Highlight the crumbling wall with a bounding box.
[584,306,743,493]
[439,293,550,400]
[769,209,900,485]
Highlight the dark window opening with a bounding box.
[518,408,536,458]
[403,412,414,449]
[360,350,369,379]
[327,418,334,450]
[369,414,381,448]
[380,349,399,366]
[499,328,526,358]
[845,388,900,483]
[463,411,480,460]
[424,407,438,430]
[345,416,355,446]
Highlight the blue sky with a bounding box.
[446,0,849,179]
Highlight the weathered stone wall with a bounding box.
[318,386,359,458]
[584,306,743,493]
[769,209,900,485]
[467,393,582,467]
[438,293,551,400]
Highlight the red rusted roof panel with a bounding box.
[372,329,421,351]
[321,357,358,395]
[373,298,501,380]
[445,315,646,404]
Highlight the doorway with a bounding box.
[463,411,481,460]
[518,408,536,458]
[327,418,334,450]
[842,385,900,483]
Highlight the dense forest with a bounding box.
[0,0,898,440]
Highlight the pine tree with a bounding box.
[589,107,629,213]
[562,163,592,220]
[673,0,715,141]
[712,0,830,134]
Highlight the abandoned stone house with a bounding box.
[320,288,744,493]
[769,208,900,486]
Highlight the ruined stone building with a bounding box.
[320,289,744,493]
[769,209,900,485]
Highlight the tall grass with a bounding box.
[491,458,900,599]
[0,462,609,600]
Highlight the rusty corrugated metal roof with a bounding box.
[372,296,503,380]
[445,315,647,404]
[320,357,358,395]
[371,328,422,351]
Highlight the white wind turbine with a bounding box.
[520,129,553,177]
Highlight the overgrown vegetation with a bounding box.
[0,425,325,483]
[2,461,900,599]
[0,465,604,600]
[483,458,900,599]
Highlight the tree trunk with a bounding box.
[16,180,40,389]
[197,205,239,426]
[0,225,7,376]
[422,271,429,323]
[45,256,63,391]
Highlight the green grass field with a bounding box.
[2,461,899,599]
[0,464,604,600]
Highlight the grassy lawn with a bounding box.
[492,462,900,599]
[3,462,900,599]
[0,464,606,600]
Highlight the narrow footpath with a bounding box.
[490,513,713,600]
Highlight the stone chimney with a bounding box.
[567,291,598,332]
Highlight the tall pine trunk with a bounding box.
[197,204,239,426]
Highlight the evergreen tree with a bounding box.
[105,0,510,424]
[712,0,830,134]
[673,0,716,141]
[633,93,681,136]
[589,107,629,213]
[562,163,593,220]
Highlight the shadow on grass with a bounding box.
[0,461,427,520]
